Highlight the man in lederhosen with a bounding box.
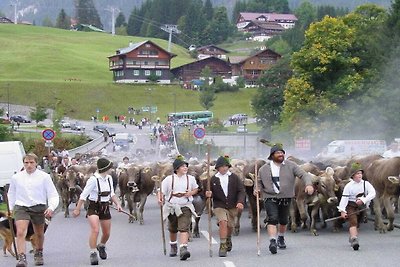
[73,158,122,265]
[158,155,198,261]
[257,144,314,254]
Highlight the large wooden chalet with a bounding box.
[195,45,229,60]
[170,56,232,87]
[230,49,281,87]
[108,40,176,84]
[237,12,297,41]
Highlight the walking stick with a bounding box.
[207,144,213,257]
[158,179,167,256]
[324,207,369,222]
[3,192,18,260]
[254,161,261,256]
[109,205,135,219]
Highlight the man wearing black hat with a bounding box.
[205,155,245,257]
[337,162,375,250]
[257,144,314,254]
[158,156,199,261]
[73,158,122,265]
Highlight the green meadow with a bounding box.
[0,24,257,123]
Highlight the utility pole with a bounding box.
[105,6,119,36]
[11,0,19,24]
[7,83,10,118]
[160,25,181,52]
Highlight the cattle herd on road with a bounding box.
[48,153,400,238]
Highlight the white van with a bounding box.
[318,140,387,159]
[0,141,26,188]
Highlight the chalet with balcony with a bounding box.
[171,56,232,88]
[230,49,281,87]
[237,12,297,41]
[0,17,13,23]
[196,45,229,60]
[108,40,176,84]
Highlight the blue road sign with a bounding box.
[193,127,206,139]
[42,128,56,141]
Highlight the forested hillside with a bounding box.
[0,0,390,32]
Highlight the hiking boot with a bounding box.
[219,242,228,257]
[277,236,287,249]
[16,253,27,267]
[96,244,107,259]
[350,237,359,251]
[179,246,191,261]
[169,243,178,257]
[90,251,99,265]
[226,237,232,252]
[34,249,44,266]
[269,239,277,254]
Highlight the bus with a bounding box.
[167,111,213,125]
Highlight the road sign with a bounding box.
[193,127,206,139]
[45,140,54,147]
[42,128,56,141]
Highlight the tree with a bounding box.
[115,12,126,28]
[202,7,232,44]
[203,0,214,21]
[56,9,70,29]
[252,58,292,138]
[74,0,103,29]
[42,17,54,27]
[199,86,216,110]
[30,105,48,126]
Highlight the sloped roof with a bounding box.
[0,17,13,24]
[196,44,229,53]
[252,21,285,30]
[170,56,229,71]
[238,12,297,23]
[109,40,176,58]
[229,49,281,64]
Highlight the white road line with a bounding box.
[200,230,218,244]
[224,261,236,267]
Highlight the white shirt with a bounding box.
[80,172,115,202]
[215,171,231,197]
[162,174,198,205]
[8,169,59,211]
[338,179,376,212]
[270,161,281,194]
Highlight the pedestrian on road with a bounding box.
[73,158,122,265]
[158,155,199,261]
[7,153,60,267]
[256,142,314,254]
[338,162,376,250]
[205,155,245,257]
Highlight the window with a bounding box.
[156,70,162,76]
[145,70,151,76]
[133,70,140,76]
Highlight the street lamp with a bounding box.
[147,88,152,128]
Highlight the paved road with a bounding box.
[2,196,400,267]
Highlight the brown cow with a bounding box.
[56,169,83,218]
[365,157,400,233]
[118,165,141,223]
[290,166,338,236]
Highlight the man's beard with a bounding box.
[273,155,284,163]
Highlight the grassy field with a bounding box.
[0,24,258,123]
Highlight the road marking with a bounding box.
[224,261,236,267]
[200,230,218,244]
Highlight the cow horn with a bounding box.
[243,178,254,187]
[388,176,400,184]
[151,175,161,182]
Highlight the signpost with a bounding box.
[193,127,206,156]
[42,128,55,154]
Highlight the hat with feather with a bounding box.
[215,155,232,170]
[260,139,285,160]
[173,155,188,173]
[350,162,364,178]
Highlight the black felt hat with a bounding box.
[173,155,188,173]
[215,155,232,169]
[97,158,113,173]
[350,162,364,178]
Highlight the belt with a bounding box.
[171,192,187,198]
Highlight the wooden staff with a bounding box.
[109,205,135,219]
[254,161,261,256]
[3,192,18,259]
[324,207,369,222]
[158,178,167,255]
[207,144,213,257]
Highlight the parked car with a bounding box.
[93,124,107,132]
[60,120,71,128]
[10,115,31,123]
[105,127,116,137]
[70,122,85,131]
[177,119,193,126]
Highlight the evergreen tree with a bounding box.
[74,0,103,29]
[203,7,232,44]
[127,7,142,36]
[56,9,70,30]
[203,0,214,21]
[115,12,126,28]
[42,17,54,27]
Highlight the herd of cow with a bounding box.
[51,154,400,238]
